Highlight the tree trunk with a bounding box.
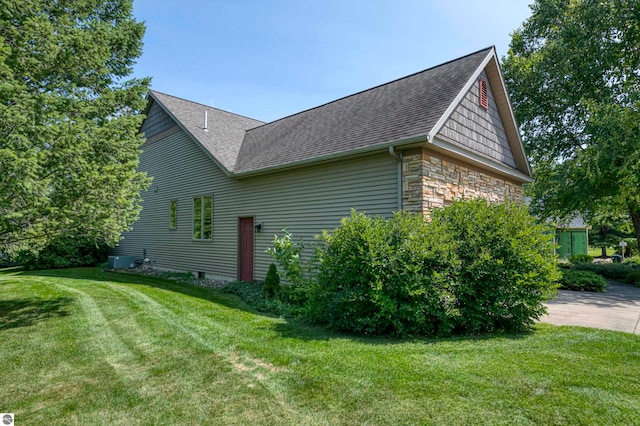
[630,206,640,256]
[601,246,607,257]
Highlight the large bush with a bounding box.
[560,269,607,292]
[429,200,560,334]
[312,201,559,336]
[312,211,459,336]
[15,235,109,270]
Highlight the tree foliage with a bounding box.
[502,0,640,250]
[0,0,150,255]
[588,211,634,257]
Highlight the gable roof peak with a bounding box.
[147,90,265,174]
[234,47,497,174]
[248,46,495,132]
[148,90,263,124]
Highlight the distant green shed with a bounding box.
[555,217,589,258]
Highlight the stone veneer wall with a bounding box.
[402,148,524,215]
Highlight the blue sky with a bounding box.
[132,0,533,122]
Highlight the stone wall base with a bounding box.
[402,148,524,216]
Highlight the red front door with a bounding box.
[239,217,254,282]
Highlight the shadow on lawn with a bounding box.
[267,318,534,344]
[15,267,532,344]
[0,297,73,330]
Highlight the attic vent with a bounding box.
[479,79,488,111]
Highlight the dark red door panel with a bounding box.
[239,218,254,281]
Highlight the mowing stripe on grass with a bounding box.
[102,281,289,379]
[54,283,141,373]
[56,278,302,422]
[2,268,639,425]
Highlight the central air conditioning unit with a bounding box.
[107,256,136,269]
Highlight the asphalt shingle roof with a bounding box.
[149,91,264,171]
[234,47,492,174]
[150,47,495,175]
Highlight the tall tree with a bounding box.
[588,210,634,257]
[0,0,150,254]
[502,0,640,250]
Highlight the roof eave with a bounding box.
[232,133,429,178]
[430,135,534,183]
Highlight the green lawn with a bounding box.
[2,268,639,425]
[588,246,616,257]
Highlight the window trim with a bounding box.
[192,194,213,241]
[169,199,178,230]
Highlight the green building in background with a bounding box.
[555,217,589,258]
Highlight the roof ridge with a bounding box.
[245,46,494,132]
[149,90,265,124]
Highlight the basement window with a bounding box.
[193,195,213,240]
[479,79,489,111]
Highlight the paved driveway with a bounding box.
[541,281,640,335]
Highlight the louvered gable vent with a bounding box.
[479,78,488,110]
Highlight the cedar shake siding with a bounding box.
[142,100,177,139]
[437,71,516,168]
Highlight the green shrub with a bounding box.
[569,254,593,264]
[263,263,281,297]
[573,262,639,280]
[15,235,109,270]
[312,200,559,336]
[560,269,607,292]
[223,281,290,316]
[0,252,16,267]
[266,230,310,286]
[623,256,640,266]
[625,271,640,286]
[429,200,560,335]
[312,210,458,336]
[265,230,319,314]
[557,259,573,269]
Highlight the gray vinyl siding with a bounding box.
[142,101,175,138]
[116,130,398,281]
[437,71,517,168]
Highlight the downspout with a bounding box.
[388,146,403,211]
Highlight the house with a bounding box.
[115,46,533,281]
